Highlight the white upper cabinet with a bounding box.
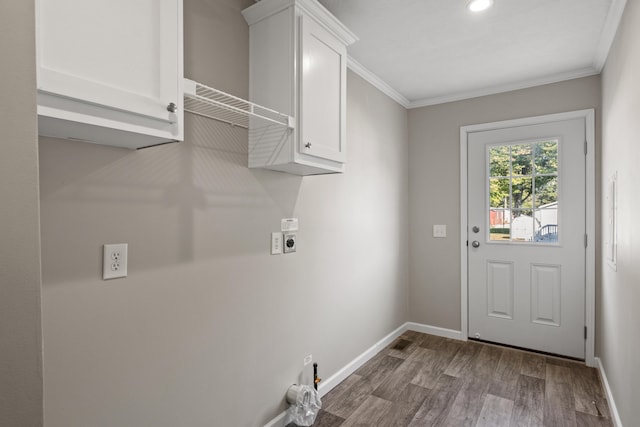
[36,0,184,149]
[243,0,357,175]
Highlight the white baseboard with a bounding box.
[263,411,287,427]
[317,323,409,397]
[595,357,623,427]
[406,322,465,341]
[263,322,461,427]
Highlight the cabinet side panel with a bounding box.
[248,8,295,168]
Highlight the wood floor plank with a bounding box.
[310,410,345,427]
[521,353,546,379]
[420,335,464,359]
[469,344,503,380]
[388,338,421,359]
[373,360,425,401]
[543,364,577,427]
[353,350,387,377]
[489,348,524,400]
[321,374,363,412]
[545,356,581,368]
[443,340,482,378]
[520,353,547,379]
[408,374,464,427]
[570,364,611,419]
[402,330,427,345]
[354,354,404,390]
[407,346,454,390]
[340,395,393,427]
[575,410,613,427]
[476,394,515,427]
[509,374,545,427]
[406,346,437,364]
[375,383,431,427]
[323,377,375,420]
[440,375,490,426]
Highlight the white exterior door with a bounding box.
[467,118,586,359]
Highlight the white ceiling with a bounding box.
[320,0,627,108]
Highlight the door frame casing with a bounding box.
[459,109,596,366]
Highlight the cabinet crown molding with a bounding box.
[242,0,358,46]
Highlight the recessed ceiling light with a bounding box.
[467,0,494,12]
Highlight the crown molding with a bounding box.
[593,0,628,71]
[346,56,410,108]
[244,0,357,46]
[329,0,624,109]
[407,66,600,109]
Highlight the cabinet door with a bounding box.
[299,15,347,163]
[36,0,181,124]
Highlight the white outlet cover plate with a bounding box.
[103,243,128,280]
[281,218,299,232]
[433,224,447,238]
[304,354,313,366]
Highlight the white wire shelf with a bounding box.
[183,78,295,130]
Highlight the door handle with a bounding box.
[472,240,480,248]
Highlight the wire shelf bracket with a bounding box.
[183,78,295,130]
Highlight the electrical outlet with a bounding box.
[103,243,128,280]
[304,354,313,366]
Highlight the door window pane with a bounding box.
[512,177,533,209]
[534,176,558,206]
[490,146,510,176]
[487,140,559,243]
[534,141,558,174]
[490,178,510,208]
[511,144,533,176]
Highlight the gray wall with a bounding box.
[0,1,44,426]
[408,76,601,330]
[599,0,640,424]
[39,0,409,426]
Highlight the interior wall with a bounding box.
[408,76,601,330]
[599,0,640,424]
[39,0,409,426]
[0,1,44,426]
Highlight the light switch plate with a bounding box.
[271,232,282,255]
[433,225,447,238]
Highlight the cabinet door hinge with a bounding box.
[585,234,588,248]
[584,141,588,155]
[584,326,588,339]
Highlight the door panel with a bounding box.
[487,261,514,320]
[300,15,346,162]
[468,118,586,359]
[531,263,562,326]
[36,0,180,122]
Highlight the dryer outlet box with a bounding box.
[283,233,296,253]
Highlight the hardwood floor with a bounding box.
[307,331,612,427]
